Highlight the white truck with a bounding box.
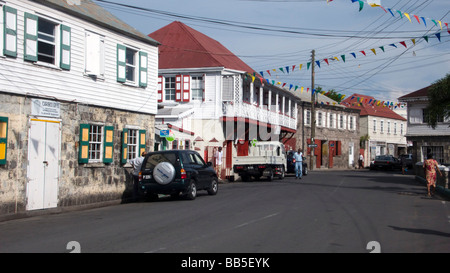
[233,141,287,181]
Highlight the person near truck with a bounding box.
[294,148,303,179]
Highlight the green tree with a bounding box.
[317,87,344,103]
[424,74,450,129]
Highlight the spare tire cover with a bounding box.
[153,162,176,185]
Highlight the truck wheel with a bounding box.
[279,166,285,180]
[267,169,274,181]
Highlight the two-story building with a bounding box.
[149,21,299,180]
[398,85,450,165]
[341,93,407,166]
[0,0,159,215]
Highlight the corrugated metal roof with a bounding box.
[31,0,159,46]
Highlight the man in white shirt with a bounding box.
[129,151,147,201]
[215,147,223,179]
[293,148,303,179]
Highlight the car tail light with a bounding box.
[180,168,187,179]
[138,171,142,182]
[235,166,244,169]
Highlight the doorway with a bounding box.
[26,118,61,211]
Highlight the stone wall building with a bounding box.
[0,0,159,216]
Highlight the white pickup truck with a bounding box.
[233,141,287,181]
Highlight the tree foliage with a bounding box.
[424,74,450,129]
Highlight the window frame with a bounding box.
[191,75,204,101]
[165,76,176,101]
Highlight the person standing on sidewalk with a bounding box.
[423,153,442,197]
[359,153,364,169]
[293,148,303,179]
[129,151,147,201]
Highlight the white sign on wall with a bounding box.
[31,99,61,118]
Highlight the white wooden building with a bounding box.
[0,0,159,215]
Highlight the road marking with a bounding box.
[235,213,280,229]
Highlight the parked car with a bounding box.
[370,155,402,170]
[286,150,308,175]
[138,150,218,200]
[399,154,413,168]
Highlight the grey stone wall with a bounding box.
[0,92,155,216]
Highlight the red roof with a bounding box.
[149,21,256,73]
[398,85,430,99]
[341,93,406,121]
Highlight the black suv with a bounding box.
[138,150,218,200]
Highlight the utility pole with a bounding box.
[310,49,316,171]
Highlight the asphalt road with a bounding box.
[1,170,449,253]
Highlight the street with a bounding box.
[1,170,449,253]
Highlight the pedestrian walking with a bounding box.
[293,148,303,179]
[129,151,147,201]
[215,147,223,179]
[423,153,442,197]
[359,153,364,169]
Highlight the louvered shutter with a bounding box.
[79,124,90,164]
[139,52,148,87]
[157,76,163,103]
[175,75,182,102]
[202,74,206,102]
[139,130,146,156]
[121,129,128,164]
[0,117,8,165]
[182,75,190,102]
[4,6,17,57]
[23,12,38,61]
[60,24,71,70]
[103,126,114,163]
[116,44,126,82]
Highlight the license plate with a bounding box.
[143,175,152,180]
[248,166,253,170]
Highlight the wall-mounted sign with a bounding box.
[31,99,61,118]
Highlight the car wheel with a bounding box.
[185,182,197,200]
[207,177,218,195]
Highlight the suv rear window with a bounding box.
[143,153,179,170]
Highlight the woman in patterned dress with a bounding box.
[423,153,443,197]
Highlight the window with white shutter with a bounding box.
[85,31,105,77]
[3,6,17,57]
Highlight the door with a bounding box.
[27,118,61,211]
[349,142,354,167]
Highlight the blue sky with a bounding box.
[96,0,449,102]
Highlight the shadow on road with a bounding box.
[389,225,450,238]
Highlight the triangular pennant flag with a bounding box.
[358,0,364,12]
[370,48,376,55]
[295,86,298,91]
[292,65,296,71]
[285,66,290,74]
[279,67,284,73]
[312,89,316,95]
[301,87,304,93]
[411,39,416,45]
[404,13,411,22]
[350,52,356,58]
[333,57,339,61]
[307,88,309,93]
[421,17,427,27]
[307,62,311,70]
[315,61,321,68]
[438,21,442,30]
[379,46,385,52]
[387,8,395,17]
[360,50,366,56]
[289,84,293,90]
[266,70,271,76]
[299,64,303,71]
[413,14,420,24]
[282,83,286,87]
[435,32,441,42]
[423,36,429,43]
[341,55,346,62]
[397,10,403,19]
[380,6,387,13]
[432,19,438,27]
[400,41,407,48]
[260,71,264,78]
[324,58,329,65]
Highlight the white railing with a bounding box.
[222,102,297,130]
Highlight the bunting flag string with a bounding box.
[349,0,449,33]
[258,31,446,77]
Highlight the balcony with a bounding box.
[222,101,297,131]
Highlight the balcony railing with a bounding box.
[222,101,297,130]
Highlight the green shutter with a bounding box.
[78,124,90,164]
[121,129,128,164]
[60,24,71,70]
[0,117,8,165]
[103,126,114,164]
[116,44,126,83]
[3,6,17,57]
[139,130,146,156]
[23,12,38,61]
[139,52,148,87]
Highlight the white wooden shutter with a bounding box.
[60,24,71,70]
[4,6,17,57]
[116,44,126,82]
[24,13,38,61]
[85,31,103,76]
[175,75,182,102]
[139,51,148,87]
